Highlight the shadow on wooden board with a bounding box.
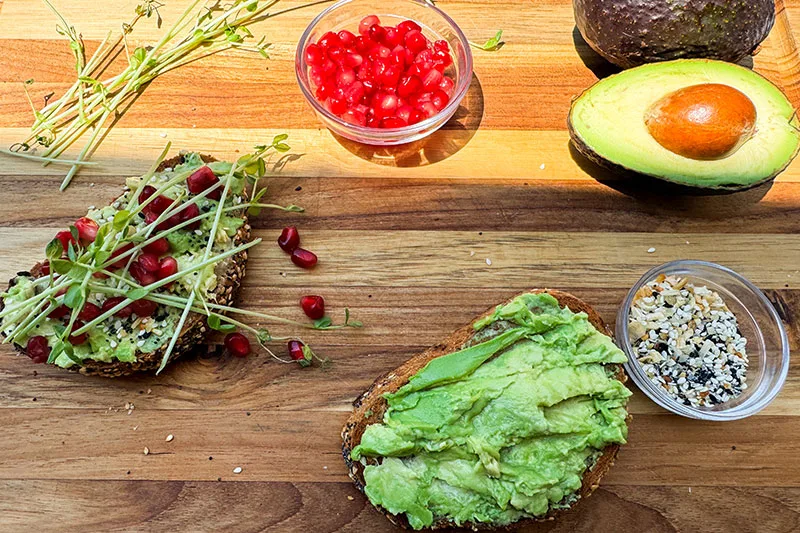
[332,73,484,168]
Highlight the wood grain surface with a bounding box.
[1,0,800,531]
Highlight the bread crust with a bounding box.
[0,154,250,377]
[341,289,629,531]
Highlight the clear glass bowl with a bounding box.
[616,260,790,421]
[295,0,473,145]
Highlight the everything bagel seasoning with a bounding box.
[628,275,748,407]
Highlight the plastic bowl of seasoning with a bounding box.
[616,260,789,421]
[295,0,473,145]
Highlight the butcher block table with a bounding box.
[1,0,800,531]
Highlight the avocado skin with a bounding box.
[574,0,775,69]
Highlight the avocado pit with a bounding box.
[644,83,757,161]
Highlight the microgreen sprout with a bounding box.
[470,30,504,52]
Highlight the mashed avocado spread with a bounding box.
[350,293,631,529]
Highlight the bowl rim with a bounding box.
[616,259,790,421]
[294,0,474,136]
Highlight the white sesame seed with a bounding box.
[233,466,243,474]
[165,434,174,442]
[485,258,492,266]
[539,164,546,170]
[647,247,656,253]
[143,447,150,455]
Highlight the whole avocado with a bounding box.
[573,0,775,68]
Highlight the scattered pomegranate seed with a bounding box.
[307,15,454,129]
[130,299,158,318]
[55,230,76,253]
[78,302,102,322]
[158,256,179,280]
[40,261,51,275]
[26,336,50,364]
[74,217,99,242]
[69,321,88,345]
[278,226,300,253]
[224,332,251,357]
[187,166,222,200]
[110,243,135,269]
[300,295,326,320]
[143,237,170,255]
[148,194,174,215]
[130,262,157,286]
[138,253,161,274]
[102,296,133,318]
[291,248,318,269]
[181,203,202,230]
[287,340,306,361]
[48,304,70,319]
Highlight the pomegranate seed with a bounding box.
[434,40,449,52]
[139,185,157,203]
[55,230,76,253]
[309,66,327,87]
[328,46,346,64]
[384,27,403,47]
[336,67,356,87]
[415,48,434,65]
[318,31,341,49]
[143,237,170,255]
[40,261,51,275]
[355,35,374,53]
[379,65,402,88]
[396,104,414,123]
[389,46,406,68]
[130,299,158,318]
[359,15,380,36]
[305,43,324,66]
[147,194,174,215]
[291,248,318,269]
[75,217,99,242]
[431,90,450,110]
[224,332,251,357]
[158,256,179,280]
[342,109,367,126]
[322,58,337,76]
[337,29,357,47]
[138,253,161,274]
[78,302,102,322]
[343,81,365,104]
[397,20,421,34]
[357,59,374,81]
[419,101,438,118]
[300,295,326,320]
[49,304,70,319]
[287,340,306,361]
[368,24,386,44]
[102,296,133,318]
[368,45,391,61]
[408,109,425,125]
[26,335,50,364]
[315,82,333,101]
[344,51,363,69]
[381,116,407,128]
[397,75,422,98]
[328,97,347,115]
[278,226,300,252]
[439,75,455,95]
[181,203,201,230]
[187,166,221,200]
[433,49,452,68]
[421,69,443,92]
[130,262,157,286]
[69,321,88,345]
[373,92,398,118]
[362,79,376,96]
[110,243,134,269]
[404,30,428,54]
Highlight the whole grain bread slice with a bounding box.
[341,289,629,531]
[1,154,250,377]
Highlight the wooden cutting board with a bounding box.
[1,0,799,531]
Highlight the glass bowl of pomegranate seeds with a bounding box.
[296,0,473,145]
[617,260,790,421]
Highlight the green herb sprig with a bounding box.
[470,30,504,52]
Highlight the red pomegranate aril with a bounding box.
[300,295,326,320]
[362,79,376,96]
[316,82,333,101]
[355,35,374,53]
[415,48,433,65]
[41,261,51,275]
[26,336,50,364]
[327,97,347,115]
[131,299,158,318]
[438,75,455,95]
[158,256,179,280]
[305,43,325,66]
[143,237,170,255]
[49,304,70,319]
[55,230,77,253]
[404,30,428,54]
[187,166,221,200]
[138,253,161,273]
[434,39,449,52]
[328,46,346,64]
[398,20,421,34]
[408,109,425,125]
[78,302,102,322]
[373,92,398,117]
[368,24,387,44]
[433,49,452,67]
[382,116,407,128]
[396,104,414,123]
[322,58,337,76]
[384,27,403,47]
[318,31,341,49]
[309,65,327,87]
[69,322,88,345]
[357,59,374,81]
[102,296,133,318]
[379,65,402,88]
[130,262,157,286]
[343,81,365,104]
[359,15,380,36]
[181,203,201,230]
[419,101,438,118]
[421,69,443,91]
[397,75,422,98]
[278,226,300,253]
[368,45,391,61]
[287,340,306,361]
[337,29,357,47]
[366,115,379,128]
[225,332,251,357]
[344,51,363,68]
[291,248,318,269]
[342,109,367,126]
[431,89,450,111]
[336,67,356,87]
[75,217,99,242]
[148,194,174,215]
[139,185,157,203]
[110,242,134,269]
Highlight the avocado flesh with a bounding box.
[350,293,630,530]
[569,60,800,189]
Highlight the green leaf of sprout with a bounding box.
[94,250,112,265]
[314,316,332,329]
[256,328,271,344]
[45,239,62,260]
[113,210,130,230]
[207,314,235,333]
[272,133,289,144]
[245,1,258,13]
[470,30,504,51]
[300,344,314,367]
[274,142,290,153]
[127,288,147,301]
[63,284,84,309]
[51,259,72,275]
[66,241,78,262]
[66,263,90,281]
[69,225,79,241]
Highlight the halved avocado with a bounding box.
[568,59,800,190]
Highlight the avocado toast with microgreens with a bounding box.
[342,290,630,530]
[0,138,359,376]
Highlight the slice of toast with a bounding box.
[341,289,629,530]
[0,154,250,377]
